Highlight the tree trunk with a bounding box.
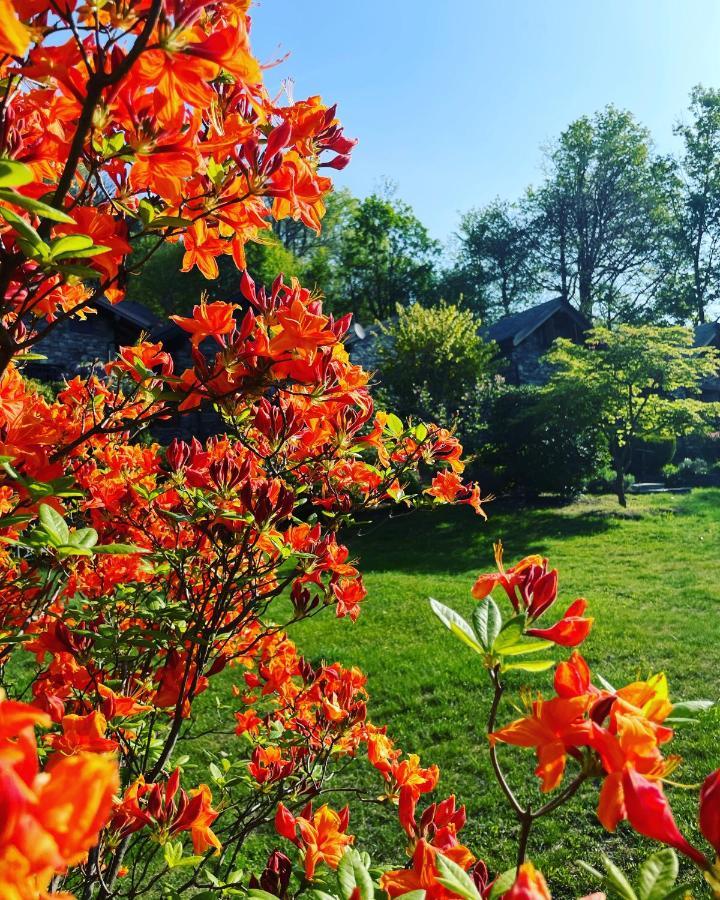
[614,461,627,507]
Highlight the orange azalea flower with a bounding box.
[526,598,593,648]
[471,542,555,618]
[0,0,30,57]
[381,840,474,900]
[275,802,353,879]
[170,299,237,347]
[332,577,366,621]
[97,684,153,719]
[54,207,132,290]
[0,697,117,898]
[621,768,706,866]
[180,221,229,280]
[182,785,222,855]
[136,49,218,122]
[554,651,593,698]
[490,695,594,792]
[425,470,488,518]
[269,295,336,359]
[45,711,119,754]
[503,861,552,900]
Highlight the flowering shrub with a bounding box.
[0,1,717,899]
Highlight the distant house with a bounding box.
[484,297,591,385]
[27,298,221,441]
[25,298,161,382]
[694,321,720,403]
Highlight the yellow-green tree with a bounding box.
[546,325,719,505]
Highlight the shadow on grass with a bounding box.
[348,500,616,575]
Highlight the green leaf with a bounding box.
[163,840,184,868]
[0,159,33,188]
[576,861,604,882]
[497,639,554,657]
[503,659,555,672]
[668,699,714,720]
[70,527,99,549]
[596,673,616,693]
[434,852,480,900]
[56,544,94,558]
[429,598,483,654]
[48,234,93,259]
[395,893,426,900]
[414,422,428,442]
[338,849,374,900]
[38,503,70,546]
[637,850,678,900]
[56,243,110,260]
[248,891,283,900]
[0,205,46,249]
[471,597,502,651]
[487,867,517,900]
[0,188,75,223]
[601,854,639,900]
[493,615,527,653]
[149,215,193,229]
[385,413,404,436]
[93,543,149,554]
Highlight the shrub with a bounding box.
[586,467,636,495]
[375,301,498,445]
[629,435,677,480]
[480,385,608,497]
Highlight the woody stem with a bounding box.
[487,667,524,819]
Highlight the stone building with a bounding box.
[694,321,720,403]
[27,298,222,441]
[484,297,591,386]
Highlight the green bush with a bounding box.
[375,301,497,451]
[586,466,636,495]
[479,384,608,497]
[629,435,676,480]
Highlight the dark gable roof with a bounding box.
[95,297,162,331]
[485,297,590,347]
[694,321,720,348]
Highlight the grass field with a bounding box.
[194,489,720,898]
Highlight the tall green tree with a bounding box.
[527,107,674,323]
[445,200,538,320]
[662,86,720,324]
[336,192,440,321]
[545,325,719,506]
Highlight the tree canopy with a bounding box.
[545,325,719,504]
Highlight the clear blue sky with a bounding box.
[252,1,720,244]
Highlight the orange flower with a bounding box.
[45,711,119,755]
[0,697,117,898]
[170,300,238,348]
[526,599,593,648]
[503,861,552,900]
[554,651,592,698]
[0,0,30,57]
[381,840,474,900]
[269,295,336,359]
[275,802,353,879]
[179,785,222,855]
[136,49,218,121]
[490,695,594,792]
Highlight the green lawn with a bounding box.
[195,489,720,898]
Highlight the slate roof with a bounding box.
[694,321,720,348]
[95,297,161,329]
[485,297,590,347]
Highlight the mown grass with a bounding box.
[190,489,720,898]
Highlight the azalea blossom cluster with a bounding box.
[0,0,718,897]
